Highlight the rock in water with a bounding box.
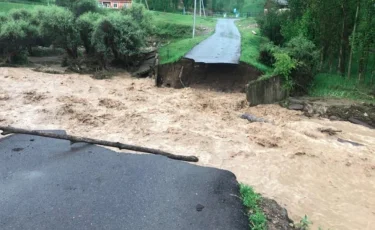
[288,104,304,111]
[240,114,267,123]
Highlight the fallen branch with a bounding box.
[318,128,342,136]
[0,126,199,162]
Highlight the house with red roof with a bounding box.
[98,0,132,9]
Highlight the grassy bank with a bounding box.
[236,18,269,73]
[309,73,375,102]
[159,35,210,64]
[153,12,216,64]
[240,184,267,230]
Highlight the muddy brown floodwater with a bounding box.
[1,67,375,230]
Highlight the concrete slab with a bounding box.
[0,132,248,230]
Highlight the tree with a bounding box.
[76,12,101,54]
[0,19,38,63]
[91,13,145,68]
[38,6,80,58]
[72,0,99,17]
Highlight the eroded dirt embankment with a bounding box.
[1,67,375,230]
[158,59,262,92]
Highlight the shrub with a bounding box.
[72,0,99,17]
[77,12,102,54]
[257,9,288,45]
[285,36,318,94]
[258,42,278,66]
[273,52,298,95]
[121,3,153,33]
[91,12,145,68]
[8,9,33,21]
[0,17,39,64]
[38,6,79,58]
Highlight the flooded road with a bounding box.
[1,67,375,229]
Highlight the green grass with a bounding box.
[240,184,267,230]
[242,0,267,14]
[151,11,216,28]
[0,1,45,13]
[236,18,270,72]
[309,73,375,102]
[159,35,210,64]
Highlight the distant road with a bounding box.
[185,19,241,64]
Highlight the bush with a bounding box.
[0,19,38,64]
[38,6,79,58]
[257,9,288,45]
[121,3,153,33]
[72,0,99,17]
[76,12,102,54]
[91,12,145,68]
[258,42,278,66]
[285,36,318,94]
[8,9,33,21]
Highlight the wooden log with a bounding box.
[0,126,199,162]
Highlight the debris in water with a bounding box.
[240,113,268,123]
[337,138,364,147]
[318,128,342,136]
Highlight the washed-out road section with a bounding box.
[0,131,248,230]
[185,19,241,64]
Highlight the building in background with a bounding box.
[98,0,132,9]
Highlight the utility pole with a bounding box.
[193,0,197,38]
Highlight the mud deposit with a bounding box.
[1,68,375,230]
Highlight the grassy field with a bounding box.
[236,18,269,72]
[309,73,375,102]
[242,0,266,14]
[151,11,216,28]
[0,1,44,13]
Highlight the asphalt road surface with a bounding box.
[0,131,248,230]
[185,19,241,64]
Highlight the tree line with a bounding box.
[257,0,375,88]
[0,0,152,69]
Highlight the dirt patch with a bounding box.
[285,97,375,128]
[261,198,295,230]
[158,59,262,92]
[327,104,375,127]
